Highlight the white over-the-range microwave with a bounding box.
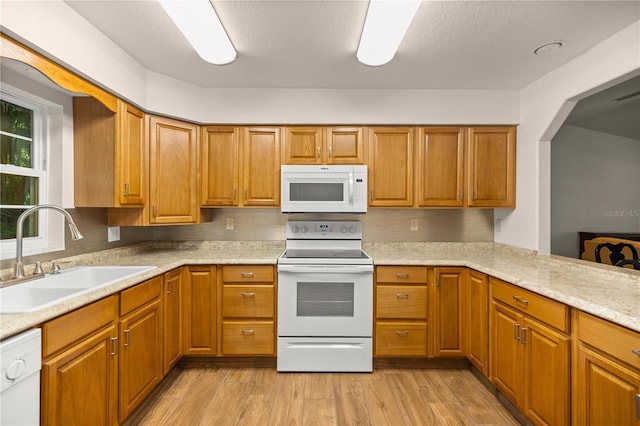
[281,165,368,213]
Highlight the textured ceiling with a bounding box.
[64,0,640,90]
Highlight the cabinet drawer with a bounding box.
[120,276,162,316]
[491,278,569,333]
[375,322,427,356]
[376,285,427,319]
[43,295,118,358]
[222,265,274,282]
[222,321,275,355]
[376,266,427,284]
[222,285,274,318]
[577,310,640,370]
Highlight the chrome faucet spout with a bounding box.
[12,205,84,279]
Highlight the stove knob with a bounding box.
[349,226,357,233]
[291,225,299,234]
[301,226,308,233]
[340,226,348,233]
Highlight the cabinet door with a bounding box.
[575,344,640,426]
[201,126,240,206]
[183,266,217,355]
[242,127,281,206]
[416,127,465,207]
[283,127,323,164]
[368,127,414,206]
[163,268,183,374]
[117,100,145,206]
[466,269,489,376]
[466,126,516,207]
[41,325,118,426]
[491,301,524,407]
[522,317,570,426]
[149,115,199,223]
[119,298,162,422]
[326,127,365,164]
[432,267,465,357]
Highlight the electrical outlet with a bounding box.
[410,219,418,231]
[226,218,235,230]
[495,218,503,232]
[108,226,120,242]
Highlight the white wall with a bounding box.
[497,20,640,253]
[551,125,640,258]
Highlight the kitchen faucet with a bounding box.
[10,204,84,281]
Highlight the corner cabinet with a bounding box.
[466,126,516,207]
[163,268,184,374]
[465,269,489,376]
[431,267,466,357]
[74,97,145,207]
[490,277,570,426]
[368,127,415,207]
[283,126,365,164]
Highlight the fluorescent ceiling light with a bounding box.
[357,0,421,66]
[158,0,236,65]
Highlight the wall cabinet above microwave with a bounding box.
[283,127,365,165]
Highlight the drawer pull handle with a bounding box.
[396,273,409,278]
[242,292,255,297]
[396,293,409,298]
[632,349,640,356]
[513,323,521,341]
[241,329,254,335]
[241,272,254,278]
[395,330,409,336]
[520,327,528,345]
[513,295,529,305]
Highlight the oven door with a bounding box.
[277,264,373,337]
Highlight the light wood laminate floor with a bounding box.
[133,367,519,426]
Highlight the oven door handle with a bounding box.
[278,265,373,274]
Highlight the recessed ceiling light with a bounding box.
[357,0,421,67]
[158,0,236,65]
[533,41,564,56]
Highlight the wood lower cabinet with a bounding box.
[374,266,428,356]
[490,277,570,425]
[41,295,119,426]
[431,267,466,357]
[183,266,217,355]
[221,265,276,355]
[573,310,640,426]
[465,269,489,376]
[163,267,183,374]
[119,276,163,423]
[368,127,415,207]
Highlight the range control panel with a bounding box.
[286,221,362,239]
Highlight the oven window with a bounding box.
[297,282,354,317]
[290,183,344,202]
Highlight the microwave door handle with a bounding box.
[349,172,354,204]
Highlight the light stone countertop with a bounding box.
[1,240,638,340]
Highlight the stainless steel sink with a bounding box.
[0,266,156,313]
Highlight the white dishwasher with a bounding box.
[1,328,42,426]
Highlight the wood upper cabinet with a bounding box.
[242,127,281,206]
[183,266,217,355]
[201,126,240,206]
[416,127,465,207]
[490,277,570,425]
[573,310,640,426]
[431,267,466,357]
[41,296,119,426]
[368,127,414,207]
[119,276,163,423]
[74,97,145,207]
[466,126,516,207]
[163,268,183,374]
[149,115,200,223]
[465,269,489,376]
[283,126,365,164]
